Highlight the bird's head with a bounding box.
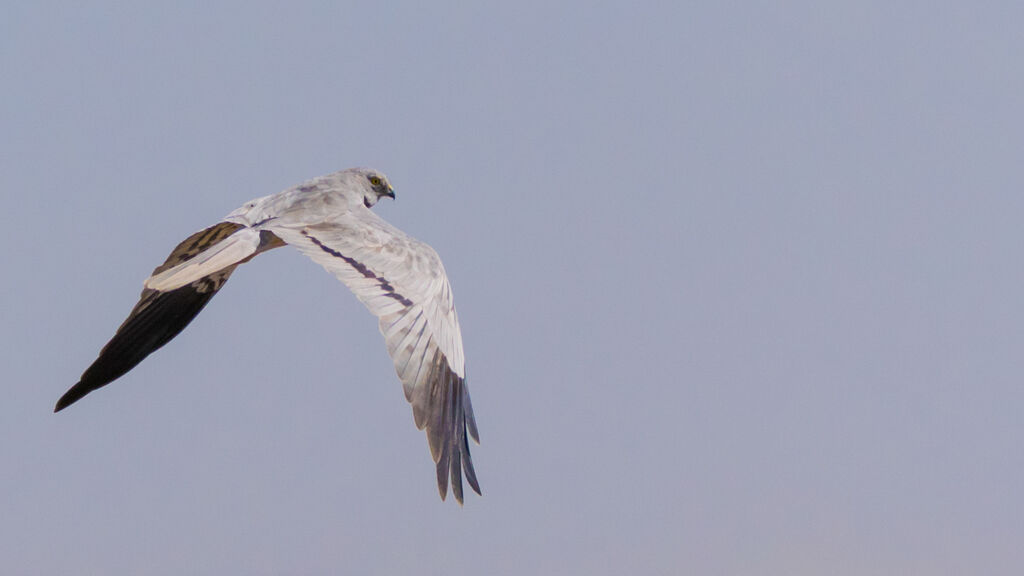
[346,167,395,208]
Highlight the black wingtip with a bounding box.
[54,383,87,413]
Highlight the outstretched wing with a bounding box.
[55,222,282,412]
[267,210,481,503]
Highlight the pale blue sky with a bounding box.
[2,2,1023,574]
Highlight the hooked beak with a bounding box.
[384,186,396,200]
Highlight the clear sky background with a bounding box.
[2,2,1022,574]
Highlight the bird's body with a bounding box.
[56,168,480,503]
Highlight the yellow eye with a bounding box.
[369,176,382,186]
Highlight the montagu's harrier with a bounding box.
[55,167,480,503]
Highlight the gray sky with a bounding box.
[2,2,1023,574]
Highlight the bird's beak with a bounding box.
[384,186,396,200]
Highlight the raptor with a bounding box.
[55,168,480,503]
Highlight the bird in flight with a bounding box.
[55,167,480,503]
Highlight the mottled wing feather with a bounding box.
[145,227,263,291]
[54,222,247,412]
[267,212,481,502]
